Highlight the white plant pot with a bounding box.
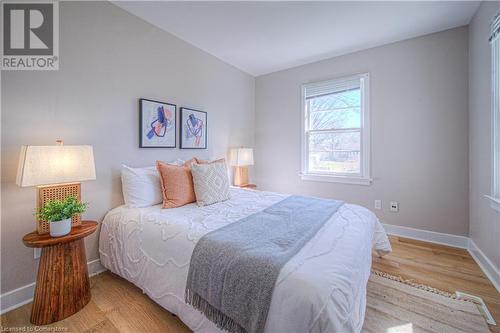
[50,218,72,237]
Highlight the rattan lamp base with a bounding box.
[36,183,82,234]
[234,166,249,186]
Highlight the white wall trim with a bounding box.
[382,223,470,249]
[87,258,107,277]
[468,239,500,292]
[383,223,500,293]
[0,283,36,315]
[0,259,106,315]
[299,173,372,185]
[484,194,500,213]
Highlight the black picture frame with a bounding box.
[139,98,177,148]
[180,107,207,149]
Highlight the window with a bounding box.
[486,12,500,212]
[301,73,371,185]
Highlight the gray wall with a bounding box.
[0,1,255,293]
[469,2,500,269]
[3,1,496,298]
[255,27,469,235]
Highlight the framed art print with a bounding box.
[180,107,207,149]
[139,98,176,148]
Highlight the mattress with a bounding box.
[99,188,392,333]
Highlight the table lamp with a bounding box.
[16,140,96,234]
[230,147,254,186]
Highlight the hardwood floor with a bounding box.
[1,235,499,332]
[1,271,191,333]
[373,236,500,333]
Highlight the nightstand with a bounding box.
[22,220,98,325]
[237,184,257,190]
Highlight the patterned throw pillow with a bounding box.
[191,161,231,206]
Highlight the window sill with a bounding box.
[299,173,372,186]
[484,195,500,213]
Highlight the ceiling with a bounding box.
[114,1,480,76]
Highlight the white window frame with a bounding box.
[485,13,500,212]
[300,73,371,185]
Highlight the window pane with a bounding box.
[309,131,360,151]
[308,88,361,130]
[309,107,360,130]
[308,132,361,174]
[309,88,360,111]
[308,152,360,174]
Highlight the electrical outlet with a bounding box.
[34,248,41,259]
[374,200,382,210]
[390,201,399,212]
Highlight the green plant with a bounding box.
[36,196,87,222]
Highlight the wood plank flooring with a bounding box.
[372,236,500,333]
[1,235,499,332]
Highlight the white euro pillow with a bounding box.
[121,160,183,208]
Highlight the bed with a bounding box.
[99,187,392,333]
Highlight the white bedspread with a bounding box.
[99,188,391,333]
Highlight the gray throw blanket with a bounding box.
[185,195,344,333]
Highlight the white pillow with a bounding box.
[191,161,231,206]
[121,160,183,208]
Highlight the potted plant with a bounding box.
[36,196,87,237]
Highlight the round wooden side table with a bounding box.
[22,220,98,325]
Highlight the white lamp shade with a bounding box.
[16,145,96,187]
[230,148,254,167]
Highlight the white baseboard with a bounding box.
[383,223,500,293]
[0,259,107,315]
[468,239,500,293]
[0,283,36,315]
[88,258,107,277]
[382,223,470,249]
